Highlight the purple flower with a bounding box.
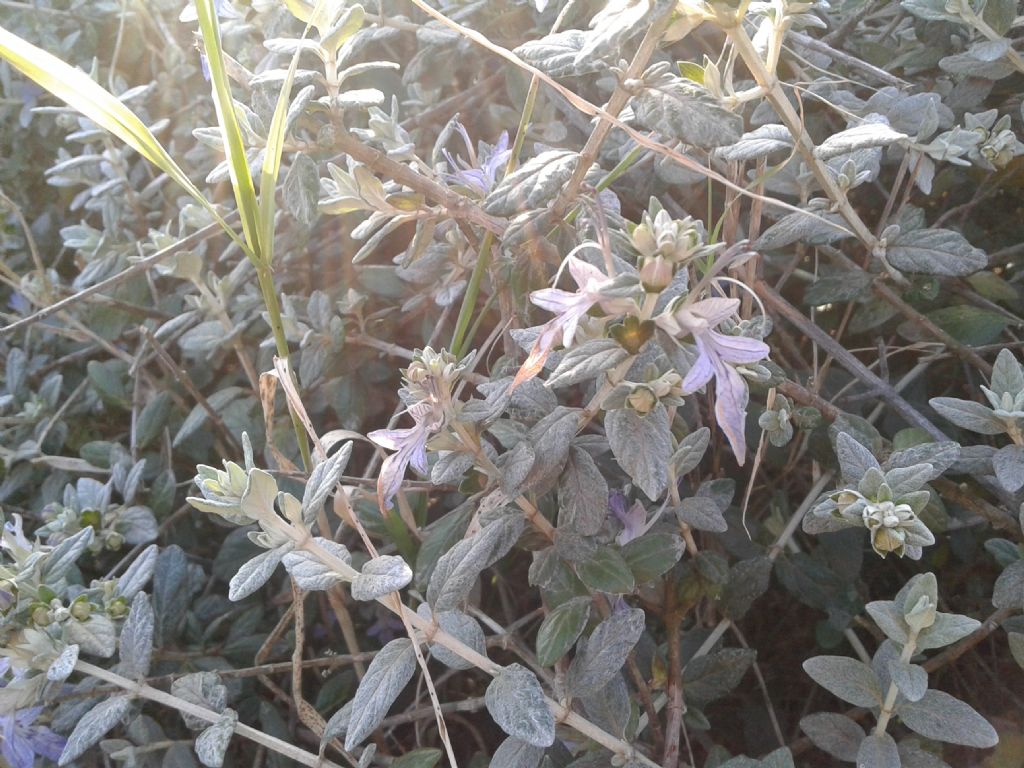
[1,707,66,768]
[657,297,769,465]
[443,124,511,196]
[514,256,634,387]
[0,662,66,768]
[610,492,646,545]
[368,401,443,511]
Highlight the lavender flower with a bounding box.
[609,491,646,545]
[443,123,511,196]
[0,661,65,768]
[657,297,769,464]
[368,401,443,511]
[515,256,635,387]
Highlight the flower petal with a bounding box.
[687,297,740,326]
[682,340,715,393]
[712,359,751,465]
[367,426,417,452]
[706,330,769,365]
[566,256,608,290]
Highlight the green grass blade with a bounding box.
[195,0,263,262]
[258,1,327,266]
[0,24,243,250]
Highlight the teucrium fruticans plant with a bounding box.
[0,0,1022,765]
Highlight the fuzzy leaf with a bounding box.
[536,596,591,667]
[351,555,413,601]
[345,638,417,750]
[897,689,998,747]
[60,695,132,764]
[605,404,671,500]
[887,228,988,277]
[485,664,555,747]
[567,606,645,697]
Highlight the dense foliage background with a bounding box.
[1,1,1023,767]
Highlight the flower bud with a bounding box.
[904,594,937,633]
[70,600,92,621]
[108,597,129,619]
[105,531,125,551]
[639,256,674,291]
[31,606,51,626]
[626,387,658,415]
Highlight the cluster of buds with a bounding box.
[606,370,685,416]
[812,468,935,559]
[630,203,719,291]
[400,346,466,413]
[965,110,1024,170]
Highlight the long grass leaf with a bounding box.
[195,0,263,261]
[258,1,328,266]
[0,24,243,249]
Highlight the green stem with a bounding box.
[874,629,919,736]
[449,57,542,359]
[256,263,312,471]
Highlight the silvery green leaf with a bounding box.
[345,638,417,750]
[575,545,635,594]
[901,0,960,22]
[897,689,998,747]
[172,672,227,730]
[428,513,525,611]
[60,695,133,765]
[351,555,413,600]
[229,545,290,601]
[65,613,117,658]
[524,407,581,494]
[622,532,684,584]
[802,656,883,707]
[119,592,154,677]
[683,648,755,706]
[991,349,1024,395]
[416,606,486,670]
[174,388,244,446]
[754,202,849,250]
[993,444,1024,492]
[799,712,864,761]
[672,427,710,476]
[536,596,591,667]
[514,30,599,77]
[485,664,555,747]
[715,124,793,162]
[195,710,237,768]
[111,501,151,541]
[431,451,475,485]
[558,446,608,536]
[605,404,671,500]
[674,496,727,532]
[856,733,901,768]
[484,150,579,216]
[284,152,320,226]
[992,560,1024,610]
[886,228,988,277]
[489,737,545,768]
[154,545,191,646]
[804,271,875,306]
[500,441,536,498]
[42,526,94,584]
[917,611,980,650]
[321,701,352,747]
[632,78,743,149]
[834,431,882,484]
[114,544,158,599]
[358,744,377,768]
[47,643,79,683]
[282,540,351,591]
[580,674,631,739]
[940,39,1017,80]
[1009,632,1024,669]
[301,442,351,522]
[547,339,628,388]
[883,463,935,496]
[889,659,928,701]
[884,442,960,477]
[866,601,910,645]
[567,606,645,697]
[722,556,772,620]
[815,120,908,160]
[928,397,1004,435]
